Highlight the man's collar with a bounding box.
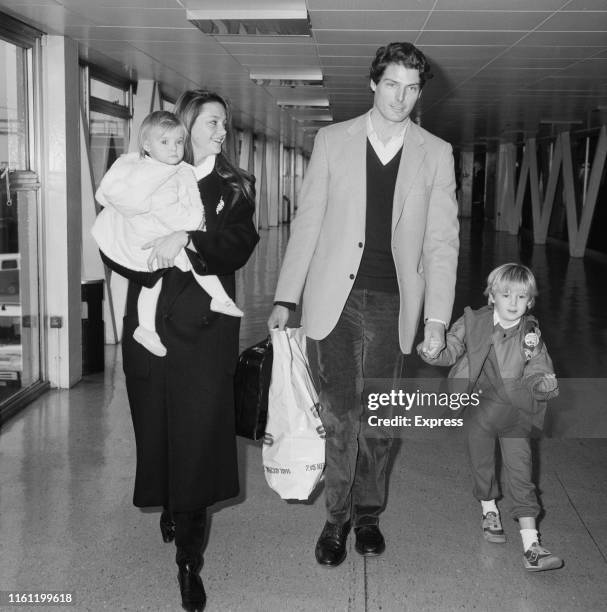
[366,109,409,143]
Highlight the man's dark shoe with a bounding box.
[354,525,386,556]
[178,561,206,611]
[315,520,351,567]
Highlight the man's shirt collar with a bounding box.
[366,110,409,165]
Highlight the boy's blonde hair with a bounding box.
[138,110,186,158]
[484,263,538,308]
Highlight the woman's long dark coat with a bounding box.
[109,170,258,512]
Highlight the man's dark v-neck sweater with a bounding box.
[353,139,402,293]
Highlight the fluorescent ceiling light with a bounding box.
[250,69,322,81]
[277,98,330,108]
[252,78,323,87]
[187,9,311,37]
[250,68,323,87]
[294,115,333,123]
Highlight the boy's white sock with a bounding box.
[520,528,539,551]
[481,500,498,516]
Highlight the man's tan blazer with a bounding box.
[275,113,459,353]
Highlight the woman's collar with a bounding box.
[193,155,216,181]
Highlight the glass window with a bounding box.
[0,32,42,409]
[90,77,127,106]
[0,40,29,170]
[83,66,132,188]
[89,110,129,189]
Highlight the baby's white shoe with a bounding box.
[210,298,243,318]
[133,326,167,357]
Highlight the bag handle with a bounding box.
[285,331,320,401]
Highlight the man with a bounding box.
[267,42,459,567]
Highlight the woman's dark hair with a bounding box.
[173,89,255,206]
[369,42,433,88]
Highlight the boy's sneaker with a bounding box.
[482,511,506,543]
[523,542,563,572]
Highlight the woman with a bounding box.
[105,90,258,611]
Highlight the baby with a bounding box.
[92,110,242,357]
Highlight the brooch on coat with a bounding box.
[523,325,542,361]
[216,197,225,214]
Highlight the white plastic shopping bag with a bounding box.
[262,327,325,500]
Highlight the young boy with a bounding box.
[92,111,242,357]
[418,263,563,572]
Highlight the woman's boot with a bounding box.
[174,509,207,611]
[160,507,175,543]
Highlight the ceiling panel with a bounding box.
[69,26,214,44]
[314,31,422,45]
[322,66,374,77]
[420,45,508,60]
[488,57,577,68]
[537,10,607,30]
[123,41,225,55]
[307,0,436,8]
[0,4,96,33]
[320,56,374,67]
[0,0,58,5]
[316,44,403,56]
[436,0,565,9]
[522,31,607,45]
[416,30,525,45]
[0,0,605,152]
[63,0,183,7]
[503,45,607,58]
[220,42,318,56]
[425,10,551,30]
[310,11,430,30]
[64,7,190,28]
[230,55,321,68]
[564,0,607,8]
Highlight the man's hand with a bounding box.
[420,320,445,359]
[267,305,290,331]
[142,230,189,271]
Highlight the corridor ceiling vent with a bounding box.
[187,8,312,37]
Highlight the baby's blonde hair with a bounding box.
[484,263,538,308]
[138,110,186,158]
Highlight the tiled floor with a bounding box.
[1,221,606,611]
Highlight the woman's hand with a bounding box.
[142,230,189,271]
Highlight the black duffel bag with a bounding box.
[233,336,273,440]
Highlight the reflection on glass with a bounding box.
[0,41,28,170]
[90,78,126,106]
[89,111,128,189]
[0,39,30,403]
